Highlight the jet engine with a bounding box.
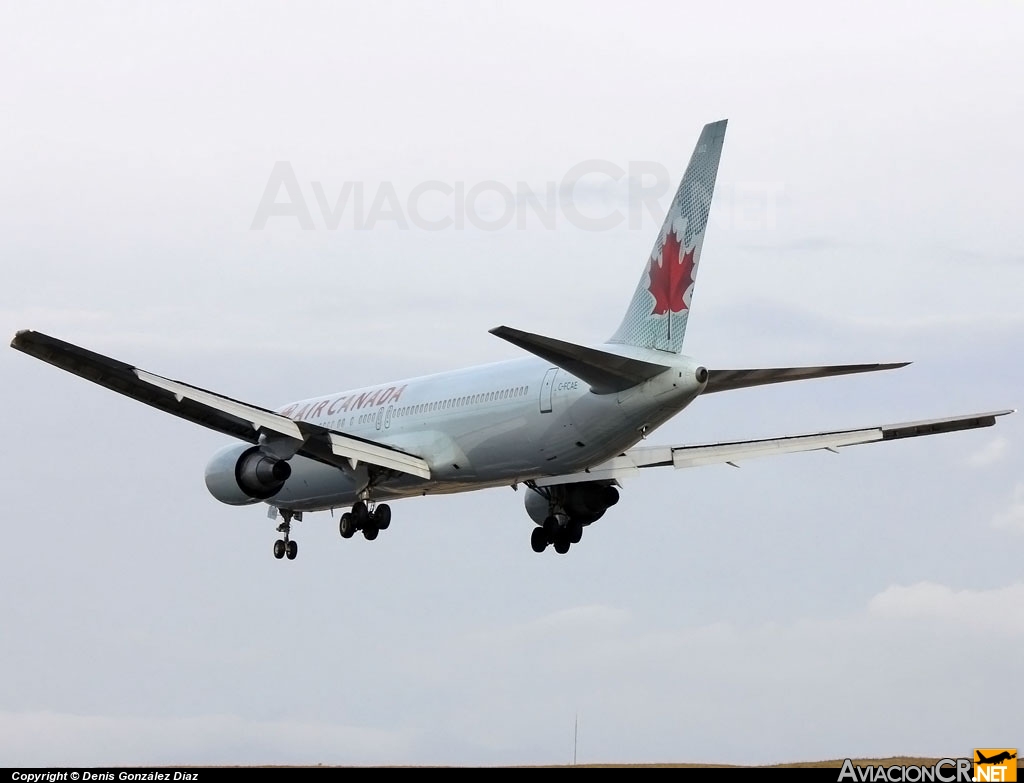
[204,443,293,506]
[524,481,620,525]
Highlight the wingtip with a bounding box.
[10,329,32,350]
[490,325,518,339]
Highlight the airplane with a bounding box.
[10,119,1013,560]
[976,752,1017,765]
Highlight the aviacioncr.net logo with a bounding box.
[974,749,1017,782]
[838,758,973,782]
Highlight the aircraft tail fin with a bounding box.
[608,119,727,353]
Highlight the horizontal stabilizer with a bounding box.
[10,330,431,479]
[704,363,910,394]
[489,325,669,394]
[535,409,1014,486]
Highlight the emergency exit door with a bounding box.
[539,367,558,413]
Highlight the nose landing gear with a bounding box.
[272,508,301,560]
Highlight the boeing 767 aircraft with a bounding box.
[11,120,1012,559]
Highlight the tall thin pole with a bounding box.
[573,713,578,766]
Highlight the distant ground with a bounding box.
[212,757,1024,768]
[552,757,1022,769]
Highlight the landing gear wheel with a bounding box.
[339,513,356,539]
[273,540,286,559]
[362,525,379,541]
[531,527,548,553]
[286,540,298,560]
[543,515,560,538]
[374,504,391,530]
[352,500,369,524]
[553,535,571,555]
[568,520,583,544]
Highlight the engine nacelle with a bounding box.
[524,482,620,525]
[564,483,619,519]
[524,490,551,525]
[205,443,292,506]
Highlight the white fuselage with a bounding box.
[251,346,706,512]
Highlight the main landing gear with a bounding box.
[273,508,300,561]
[339,500,392,542]
[531,515,584,555]
[525,482,618,555]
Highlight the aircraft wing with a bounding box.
[10,330,431,479]
[534,410,1013,486]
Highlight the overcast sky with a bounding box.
[2,0,1022,767]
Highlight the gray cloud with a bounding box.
[2,582,1020,765]
[992,483,1024,535]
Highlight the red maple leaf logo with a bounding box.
[647,230,695,315]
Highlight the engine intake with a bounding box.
[205,444,292,506]
[236,448,292,498]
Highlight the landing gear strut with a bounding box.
[273,508,300,560]
[338,499,392,542]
